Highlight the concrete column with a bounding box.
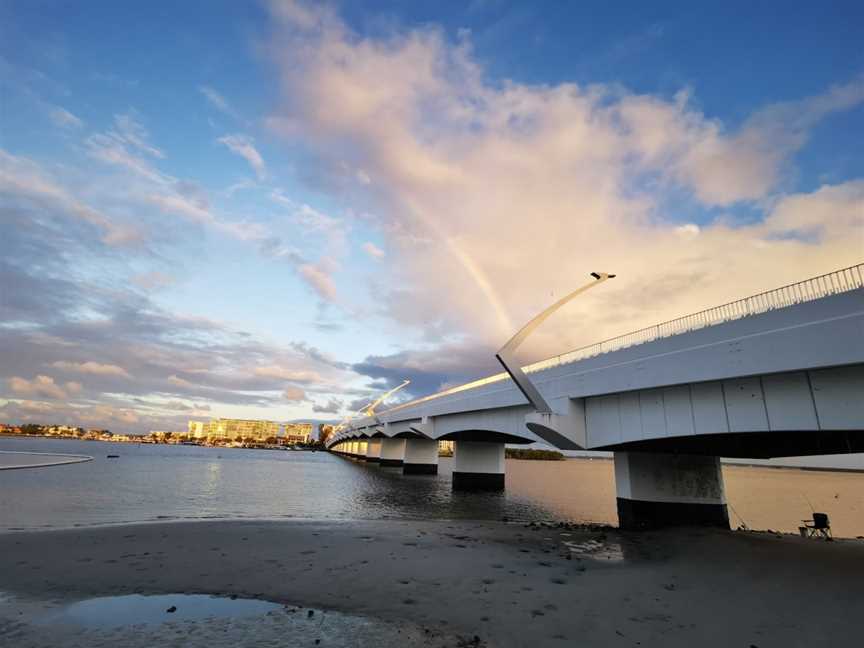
[452,441,505,490]
[379,438,406,467]
[365,438,382,463]
[614,451,729,530]
[403,438,439,474]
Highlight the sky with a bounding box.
[1,0,862,434]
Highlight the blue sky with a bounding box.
[1,0,862,433]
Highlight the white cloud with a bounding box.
[86,134,167,184]
[263,2,864,356]
[78,405,140,425]
[674,223,700,237]
[51,361,132,379]
[0,149,142,246]
[199,85,240,120]
[298,263,338,302]
[168,375,195,389]
[218,134,267,180]
[312,397,342,414]
[761,180,864,240]
[85,112,168,186]
[267,192,348,301]
[362,241,385,259]
[132,271,175,292]
[283,386,308,401]
[254,366,322,382]
[7,375,80,400]
[112,112,164,158]
[49,106,83,129]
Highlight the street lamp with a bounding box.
[496,272,616,414]
[332,379,411,433]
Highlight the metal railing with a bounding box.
[527,263,864,373]
[373,263,864,419]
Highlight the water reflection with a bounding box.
[39,594,280,628]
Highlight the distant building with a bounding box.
[283,422,312,444]
[188,420,206,439]
[189,418,280,442]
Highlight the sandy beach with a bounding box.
[1,519,863,647]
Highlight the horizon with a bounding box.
[2,0,863,435]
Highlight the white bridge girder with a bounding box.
[329,289,864,456]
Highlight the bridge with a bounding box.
[328,264,864,529]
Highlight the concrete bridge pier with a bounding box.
[614,451,729,530]
[452,441,505,490]
[379,438,406,467]
[403,438,439,474]
[365,438,382,463]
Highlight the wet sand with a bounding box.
[1,519,863,647]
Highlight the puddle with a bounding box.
[38,593,281,628]
[562,538,626,562]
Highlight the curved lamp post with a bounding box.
[496,272,616,415]
[333,379,411,435]
[361,379,410,418]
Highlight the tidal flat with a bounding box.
[1,519,863,647]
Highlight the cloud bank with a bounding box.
[265,1,863,385]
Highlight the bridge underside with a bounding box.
[437,429,534,444]
[598,429,864,459]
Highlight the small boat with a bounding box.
[106,454,119,459]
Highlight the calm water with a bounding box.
[38,594,281,628]
[2,437,863,537]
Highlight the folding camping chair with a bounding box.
[799,512,832,539]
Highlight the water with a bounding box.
[1,437,863,537]
[38,594,281,628]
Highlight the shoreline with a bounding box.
[2,518,863,647]
[0,450,94,471]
